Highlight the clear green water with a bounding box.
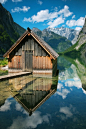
[0,56,86,129]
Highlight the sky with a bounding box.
[0,0,86,31]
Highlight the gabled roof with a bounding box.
[3,27,59,59]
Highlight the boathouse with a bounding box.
[3,27,59,76]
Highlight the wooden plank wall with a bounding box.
[10,35,49,57]
[8,35,53,70]
[21,36,49,56]
[33,56,52,69]
[8,55,22,69]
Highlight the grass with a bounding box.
[0,70,8,76]
[0,58,8,76]
[0,58,8,66]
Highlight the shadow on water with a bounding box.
[0,74,58,116]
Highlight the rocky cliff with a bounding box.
[46,27,79,44]
[0,3,26,55]
[32,27,72,52]
[63,18,86,59]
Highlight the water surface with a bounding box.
[0,56,86,129]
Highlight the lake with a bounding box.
[0,56,86,129]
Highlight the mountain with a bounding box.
[63,18,86,59]
[32,27,72,52]
[0,3,77,55]
[0,3,26,55]
[14,22,26,36]
[46,27,79,44]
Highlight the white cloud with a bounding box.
[56,88,70,99]
[75,27,81,31]
[12,0,22,2]
[60,106,73,118]
[23,17,32,22]
[57,82,63,90]
[15,102,30,115]
[58,5,73,17]
[66,17,85,27]
[23,9,58,23]
[72,15,75,19]
[11,6,30,13]
[23,5,72,28]
[23,5,72,23]
[0,0,7,4]
[55,83,70,99]
[47,15,65,28]
[8,111,50,129]
[38,0,43,5]
[60,105,77,121]
[62,24,65,27]
[66,20,75,27]
[15,103,23,112]
[65,79,82,89]
[0,99,11,112]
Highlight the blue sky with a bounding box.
[0,0,86,31]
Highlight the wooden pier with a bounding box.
[0,72,31,80]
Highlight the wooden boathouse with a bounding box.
[3,27,59,76]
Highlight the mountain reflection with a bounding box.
[62,56,86,92]
[8,75,58,115]
[57,56,86,98]
[1,56,86,129]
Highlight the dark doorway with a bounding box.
[25,50,33,72]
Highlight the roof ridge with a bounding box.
[31,31,59,58]
[4,28,59,59]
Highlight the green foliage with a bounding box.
[47,36,72,52]
[0,24,4,31]
[0,70,8,76]
[64,50,80,59]
[61,35,86,60]
[13,31,20,39]
[0,58,8,66]
[79,42,86,51]
[62,34,86,56]
[33,29,72,53]
[59,38,81,58]
[57,56,71,71]
[62,40,79,54]
[0,24,16,54]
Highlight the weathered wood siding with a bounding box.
[21,35,49,56]
[33,56,52,69]
[8,55,22,69]
[8,35,57,75]
[10,35,49,57]
[25,51,33,72]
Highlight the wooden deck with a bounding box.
[0,72,32,80]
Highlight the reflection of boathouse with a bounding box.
[9,75,57,115]
[4,28,59,76]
